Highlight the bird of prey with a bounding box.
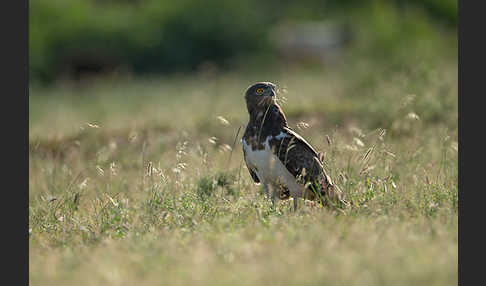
[241,82,346,210]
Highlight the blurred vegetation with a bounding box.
[29,1,457,284]
[29,59,458,285]
[30,0,457,83]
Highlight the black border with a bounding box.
[459,1,483,285]
[3,0,29,284]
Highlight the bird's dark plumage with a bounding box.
[241,82,346,208]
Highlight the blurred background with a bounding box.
[29,2,458,284]
[29,0,457,84]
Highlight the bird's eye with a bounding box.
[256,88,264,94]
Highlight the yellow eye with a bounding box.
[256,88,264,94]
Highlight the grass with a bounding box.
[29,55,457,285]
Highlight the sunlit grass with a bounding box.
[29,59,457,285]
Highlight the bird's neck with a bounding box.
[247,103,288,139]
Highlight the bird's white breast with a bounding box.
[242,133,302,196]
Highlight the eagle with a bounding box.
[241,82,347,210]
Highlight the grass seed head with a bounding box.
[217,116,230,126]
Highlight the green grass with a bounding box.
[29,57,457,285]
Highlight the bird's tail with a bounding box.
[321,181,350,209]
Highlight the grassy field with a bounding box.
[29,56,457,285]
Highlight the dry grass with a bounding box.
[29,58,457,285]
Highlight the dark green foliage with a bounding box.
[196,175,217,199]
[196,171,238,199]
[30,0,270,82]
[30,0,457,83]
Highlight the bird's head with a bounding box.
[244,82,277,113]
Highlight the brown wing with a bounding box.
[278,127,347,205]
[283,127,321,158]
[270,127,336,199]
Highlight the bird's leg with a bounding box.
[263,184,270,198]
[263,184,275,209]
[287,182,302,212]
[269,184,279,210]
